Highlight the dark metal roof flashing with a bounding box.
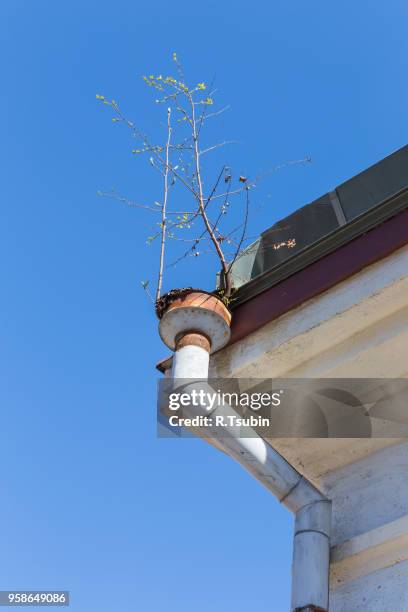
[227,145,408,307]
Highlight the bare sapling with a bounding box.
[96,53,309,312]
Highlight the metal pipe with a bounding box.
[168,331,331,611]
[171,344,209,379]
[292,500,331,612]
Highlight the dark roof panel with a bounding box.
[337,145,408,221]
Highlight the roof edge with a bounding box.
[231,187,408,308]
[229,205,408,345]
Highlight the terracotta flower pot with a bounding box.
[157,288,231,353]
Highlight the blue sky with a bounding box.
[1,1,407,610]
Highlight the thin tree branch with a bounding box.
[156,107,172,301]
[98,191,196,215]
[228,187,250,272]
[98,191,162,213]
[202,105,231,120]
[200,140,238,155]
[187,90,232,294]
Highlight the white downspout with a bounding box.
[169,339,331,611]
[292,500,331,612]
[159,292,332,612]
